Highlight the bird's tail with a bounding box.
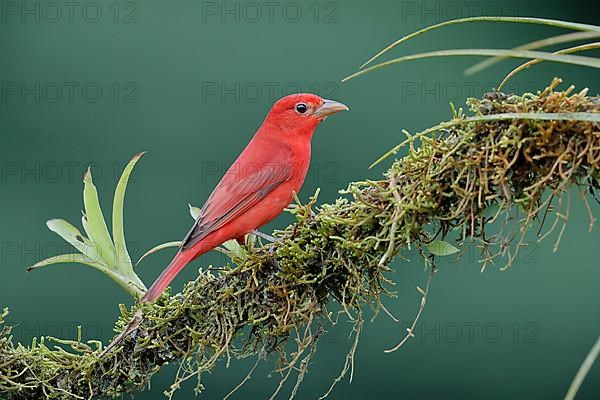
[141,249,197,302]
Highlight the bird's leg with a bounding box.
[252,230,277,243]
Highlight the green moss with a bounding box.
[1,80,598,399]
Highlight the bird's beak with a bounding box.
[314,99,349,118]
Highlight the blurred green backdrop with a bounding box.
[1,0,599,398]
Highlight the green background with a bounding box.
[1,0,599,398]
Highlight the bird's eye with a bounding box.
[295,103,308,114]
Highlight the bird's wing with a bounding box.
[181,162,291,251]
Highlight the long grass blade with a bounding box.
[465,31,600,75]
[565,336,600,400]
[135,241,182,268]
[344,49,600,82]
[370,112,600,168]
[359,17,600,70]
[498,42,600,90]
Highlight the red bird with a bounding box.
[142,94,348,302]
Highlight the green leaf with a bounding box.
[344,49,600,83]
[222,239,247,260]
[112,152,144,270]
[136,241,182,267]
[483,203,501,219]
[189,204,201,220]
[46,219,103,264]
[28,253,144,295]
[359,17,600,69]
[83,167,116,266]
[33,156,149,297]
[0,307,9,324]
[81,213,92,239]
[27,253,104,271]
[427,240,459,256]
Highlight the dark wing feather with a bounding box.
[181,164,290,250]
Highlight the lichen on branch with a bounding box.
[1,80,598,399]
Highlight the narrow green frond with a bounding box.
[359,17,600,69]
[465,31,600,75]
[345,49,600,82]
[565,336,600,400]
[136,241,182,268]
[498,42,600,89]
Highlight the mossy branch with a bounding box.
[1,80,599,399]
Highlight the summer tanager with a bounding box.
[142,94,348,302]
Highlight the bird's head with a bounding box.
[263,93,348,135]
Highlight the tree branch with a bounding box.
[1,79,599,399]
